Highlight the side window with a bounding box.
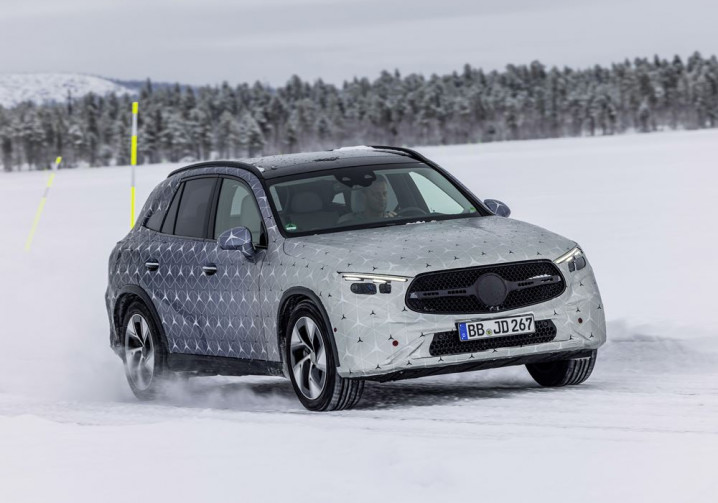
[145,206,165,231]
[214,178,264,246]
[174,178,217,238]
[161,184,183,234]
[409,172,464,214]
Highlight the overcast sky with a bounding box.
[2,0,717,86]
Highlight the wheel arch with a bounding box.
[114,285,170,353]
[276,287,340,367]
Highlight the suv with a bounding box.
[105,146,605,411]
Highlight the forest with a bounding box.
[1,52,716,170]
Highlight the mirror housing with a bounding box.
[484,199,511,217]
[218,226,256,261]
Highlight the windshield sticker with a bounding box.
[285,223,297,231]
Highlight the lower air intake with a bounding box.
[429,319,557,356]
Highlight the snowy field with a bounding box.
[1,130,717,503]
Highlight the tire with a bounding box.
[121,301,168,400]
[285,300,364,411]
[526,350,597,387]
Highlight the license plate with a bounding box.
[458,314,535,341]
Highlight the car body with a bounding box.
[105,146,606,410]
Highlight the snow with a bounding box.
[1,129,717,502]
[0,73,133,107]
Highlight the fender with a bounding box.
[277,286,341,366]
[115,284,170,352]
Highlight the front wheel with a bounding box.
[285,301,363,411]
[526,350,597,387]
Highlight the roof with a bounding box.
[168,146,425,180]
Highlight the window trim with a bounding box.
[164,157,492,241]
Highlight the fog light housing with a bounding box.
[350,283,377,295]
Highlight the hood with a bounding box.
[282,216,576,277]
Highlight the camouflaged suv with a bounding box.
[106,146,605,411]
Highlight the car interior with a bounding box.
[270,173,430,232]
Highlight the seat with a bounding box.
[288,191,338,231]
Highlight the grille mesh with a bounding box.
[429,319,557,356]
[406,260,565,314]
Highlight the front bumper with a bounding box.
[362,348,596,382]
[328,260,606,378]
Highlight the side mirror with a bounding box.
[218,226,256,261]
[484,199,511,218]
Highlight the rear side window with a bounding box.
[145,209,164,231]
[174,178,216,238]
[145,194,167,231]
[161,185,183,234]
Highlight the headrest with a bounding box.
[350,189,365,212]
[290,192,323,213]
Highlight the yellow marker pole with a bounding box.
[130,101,139,228]
[25,156,62,251]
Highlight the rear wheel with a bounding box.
[526,350,597,387]
[122,301,167,400]
[285,300,363,411]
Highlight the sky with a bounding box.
[2,0,717,86]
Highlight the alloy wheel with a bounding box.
[289,316,327,399]
[124,313,156,391]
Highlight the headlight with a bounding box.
[554,246,586,272]
[339,272,410,295]
[339,272,410,283]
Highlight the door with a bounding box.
[201,177,267,360]
[143,176,219,355]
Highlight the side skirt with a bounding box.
[167,353,284,378]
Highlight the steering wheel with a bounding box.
[395,206,428,218]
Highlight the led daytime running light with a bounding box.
[554,247,583,264]
[340,272,410,283]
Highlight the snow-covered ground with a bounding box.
[1,130,717,503]
[0,73,133,107]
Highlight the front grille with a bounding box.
[429,319,557,356]
[406,260,565,314]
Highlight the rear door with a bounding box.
[143,176,219,355]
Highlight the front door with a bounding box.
[201,176,267,360]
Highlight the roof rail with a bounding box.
[371,145,440,168]
[167,160,264,179]
[332,145,374,152]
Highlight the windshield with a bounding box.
[266,162,482,236]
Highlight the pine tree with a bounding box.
[285,110,299,152]
[241,113,265,157]
[113,118,129,166]
[638,99,651,132]
[0,110,13,171]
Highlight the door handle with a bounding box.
[145,260,160,271]
[202,264,218,276]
